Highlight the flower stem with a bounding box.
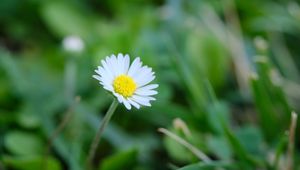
[86,99,118,170]
[42,96,80,170]
[65,56,76,104]
[287,111,297,170]
[158,128,211,163]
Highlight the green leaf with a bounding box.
[17,112,40,129]
[222,124,264,169]
[272,135,288,169]
[177,161,237,170]
[207,102,230,135]
[4,131,44,156]
[207,135,232,160]
[17,104,41,129]
[235,125,264,156]
[186,28,229,89]
[251,57,292,141]
[204,80,230,135]
[163,128,195,162]
[99,149,138,170]
[250,75,278,141]
[0,49,28,96]
[2,156,62,170]
[40,1,92,38]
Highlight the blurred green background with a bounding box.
[1,0,300,169]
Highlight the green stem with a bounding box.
[42,97,80,170]
[86,99,118,170]
[65,57,76,104]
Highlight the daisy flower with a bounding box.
[93,53,158,110]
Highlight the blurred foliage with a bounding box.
[1,0,300,170]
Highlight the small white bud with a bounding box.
[62,35,84,53]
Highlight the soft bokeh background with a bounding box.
[1,0,300,169]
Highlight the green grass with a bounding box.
[1,0,300,169]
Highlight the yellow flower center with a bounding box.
[113,75,137,97]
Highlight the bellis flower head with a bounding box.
[93,53,158,110]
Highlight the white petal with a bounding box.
[101,58,115,79]
[96,76,111,87]
[136,75,155,88]
[131,95,151,106]
[134,89,157,96]
[113,92,123,103]
[128,98,140,109]
[96,66,113,83]
[95,66,104,76]
[137,84,158,91]
[92,75,101,81]
[94,70,113,86]
[132,66,155,87]
[132,66,152,81]
[99,82,112,89]
[121,97,132,110]
[144,96,156,101]
[111,54,121,75]
[127,57,142,77]
[117,53,124,75]
[103,85,113,91]
[94,76,111,88]
[123,54,130,74]
[106,55,118,77]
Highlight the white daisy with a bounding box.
[93,53,158,110]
